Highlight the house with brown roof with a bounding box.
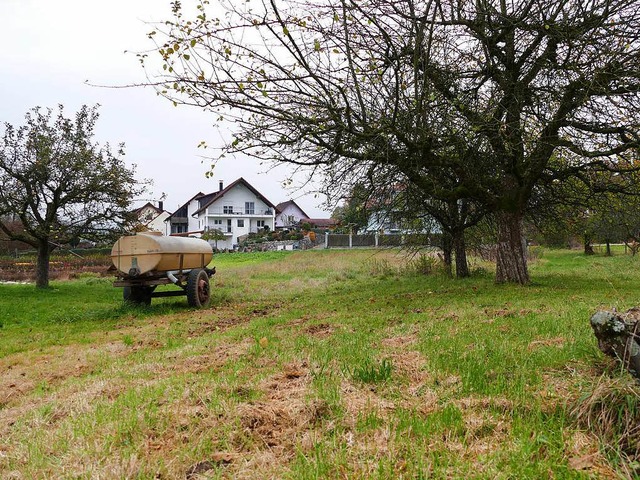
[133,201,171,234]
[305,218,339,230]
[275,200,310,229]
[166,178,276,250]
[275,200,337,231]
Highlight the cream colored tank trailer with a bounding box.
[110,232,215,308]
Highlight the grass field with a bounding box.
[0,248,639,479]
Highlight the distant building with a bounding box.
[275,200,337,230]
[166,178,277,250]
[305,218,339,230]
[275,200,310,229]
[132,202,171,235]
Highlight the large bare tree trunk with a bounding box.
[36,241,51,289]
[453,230,469,278]
[495,212,529,284]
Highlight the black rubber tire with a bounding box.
[123,286,152,306]
[186,268,211,308]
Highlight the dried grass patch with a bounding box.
[178,362,325,478]
[455,396,512,443]
[282,311,337,334]
[572,374,640,469]
[0,343,102,408]
[380,333,418,349]
[380,331,432,399]
[304,323,335,338]
[335,426,397,476]
[387,350,430,386]
[185,304,280,337]
[528,337,566,351]
[536,371,577,411]
[341,381,402,422]
[565,431,619,478]
[169,338,254,375]
[0,376,128,468]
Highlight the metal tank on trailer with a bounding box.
[110,231,216,308]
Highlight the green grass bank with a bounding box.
[0,249,638,478]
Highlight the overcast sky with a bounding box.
[0,0,329,217]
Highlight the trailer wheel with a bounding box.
[187,269,211,308]
[123,286,152,306]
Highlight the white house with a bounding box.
[275,200,310,229]
[166,178,277,250]
[133,202,171,235]
[165,192,207,235]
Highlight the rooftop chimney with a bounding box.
[158,200,164,212]
[219,180,224,192]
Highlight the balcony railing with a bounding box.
[205,207,273,216]
[204,227,267,236]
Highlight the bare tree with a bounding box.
[0,105,144,288]
[144,0,640,283]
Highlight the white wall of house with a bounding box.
[276,203,308,228]
[147,211,170,234]
[187,198,201,232]
[194,182,276,249]
[205,184,273,216]
[136,205,171,235]
[137,205,158,224]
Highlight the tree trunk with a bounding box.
[452,230,469,278]
[36,241,51,289]
[495,212,529,284]
[441,233,453,277]
[605,240,612,256]
[584,235,594,255]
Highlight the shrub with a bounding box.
[528,245,545,260]
[407,254,443,276]
[365,258,397,277]
[573,374,640,468]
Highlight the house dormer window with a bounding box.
[223,205,233,214]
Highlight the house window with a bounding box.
[226,219,232,232]
[245,202,255,214]
[223,205,233,214]
[237,219,245,228]
[257,220,265,228]
[213,219,222,225]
